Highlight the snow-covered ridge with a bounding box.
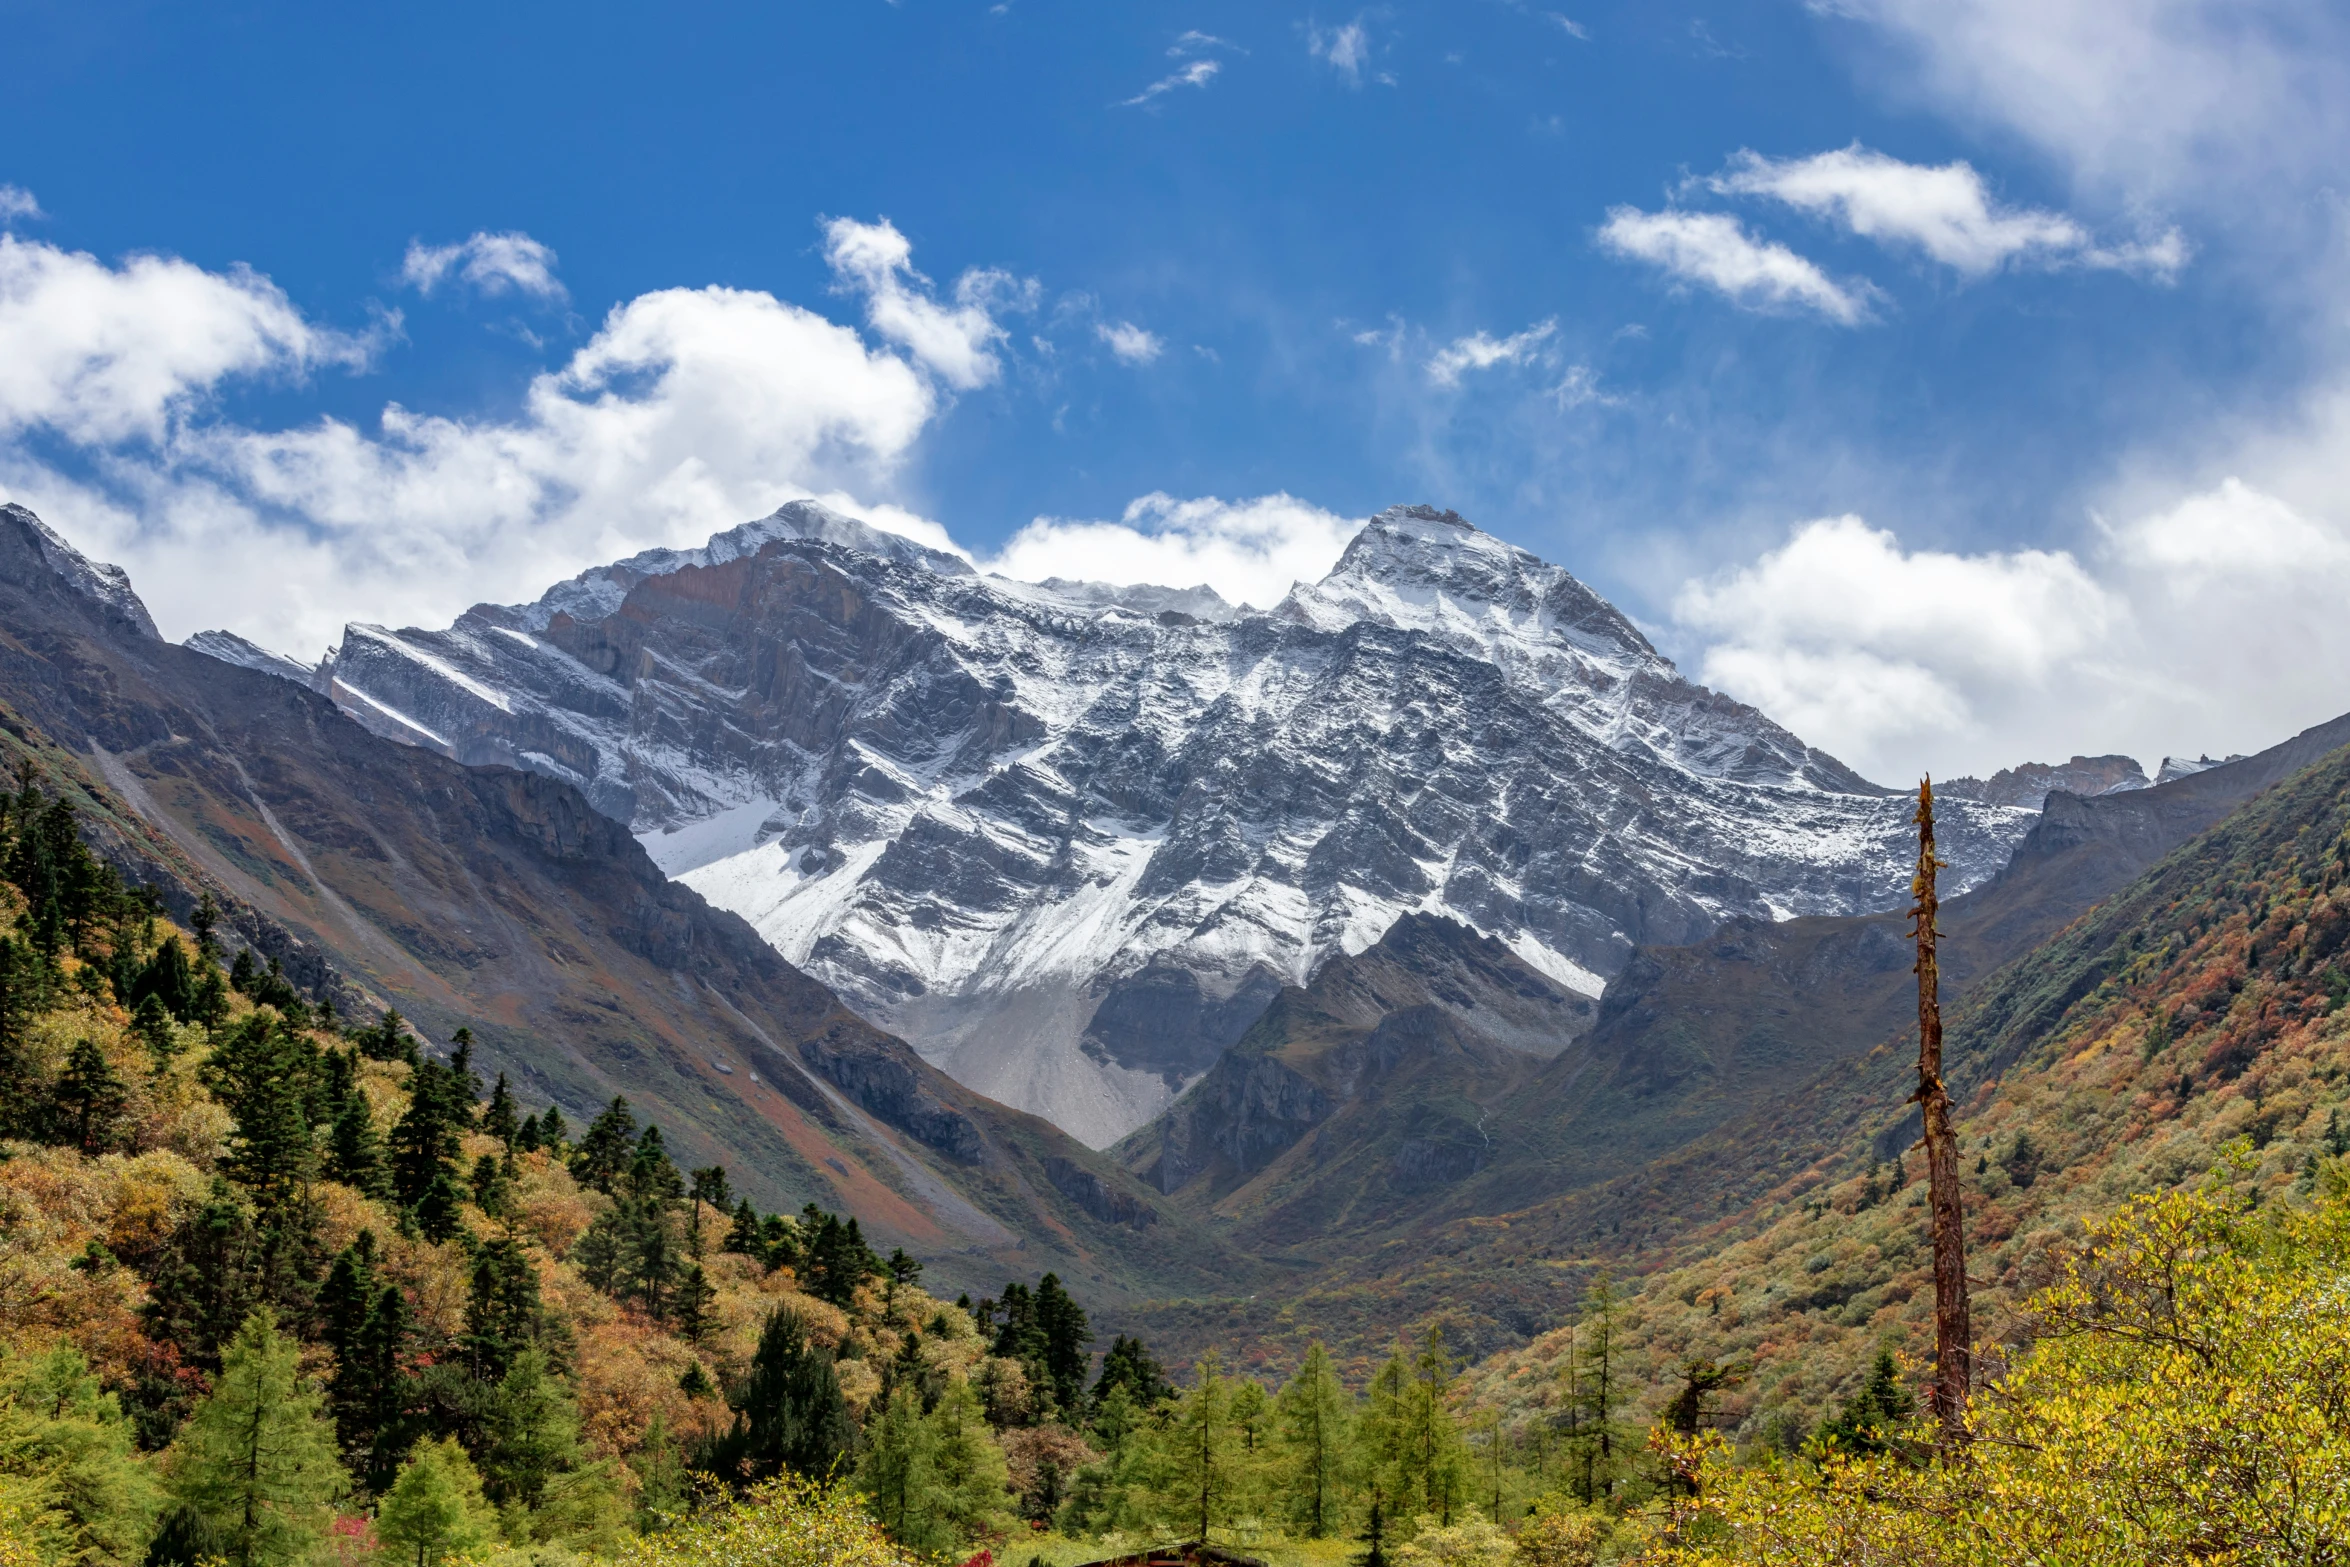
[190,499,2041,1146]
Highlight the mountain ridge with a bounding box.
[192,499,2041,1146]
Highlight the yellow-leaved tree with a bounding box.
[1647,1155,2350,1565]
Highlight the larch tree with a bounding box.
[165,1310,348,1567]
[1274,1341,1352,1538]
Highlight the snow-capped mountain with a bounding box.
[210,502,2039,1146]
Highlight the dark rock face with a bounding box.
[1942,754,2151,809]
[250,501,2040,1147]
[0,503,1233,1305]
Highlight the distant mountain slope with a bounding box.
[1458,713,2350,1443]
[215,501,2038,1146]
[0,502,1238,1306]
[1107,707,2350,1368]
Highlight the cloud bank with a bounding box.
[987,492,1362,610]
[1598,208,1879,324]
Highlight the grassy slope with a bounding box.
[1453,739,2350,1441]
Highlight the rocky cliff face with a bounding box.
[220,501,2039,1146]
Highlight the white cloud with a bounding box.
[0,187,40,224]
[0,233,377,446]
[1170,30,1237,56]
[0,223,1018,655]
[1549,14,1590,39]
[986,492,1362,609]
[821,217,1030,390]
[1706,145,2185,278]
[1120,59,1221,106]
[400,231,567,301]
[1812,0,2350,203]
[1674,469,2350,781]
[1310,20,1372,85]
[1597,208,1880,325]
[1427,319,1557,387]
[1096,321,1164,365]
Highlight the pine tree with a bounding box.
[328,1091,393,1201]
[513,1114,542,1155]
[317,1233,380,1364]
[375,1437,496,1567]
[535,1104,569,1152]
[1035,1273,1092,1415]
[339,1285,413,1487]
[51,1036,129,1153]
[129,936,195,1024]
[1093,1334,1175,1412]
[687,1166,730,1257]
[460,1236,545,1381]
[674,1263,718,1347]
[389,1062,463,1208]
[205,1017,317,1211]
[130,992,177,1073]
[624,1124,684,1202]
[1275,1341,1352,1538]
[143,1181,260,1372]
[568,1098,637,1195]
[723,1199,762,1257]
[923,1378,1014,1545]
[631,1409,688,1534]
[165,1309,348,1567]
[143,1503,225,1567]
[479,1348,587,1511]
[412,1171,464,1245]
[571,1212,627,1297]
[702,1309,853,1483]
[481,1074,519,1147]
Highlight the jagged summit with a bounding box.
[192,498,2045,1146]
[1,502,160,641]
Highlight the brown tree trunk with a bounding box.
[1911,778,1971,1448]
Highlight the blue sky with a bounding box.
[3,0,2348,782]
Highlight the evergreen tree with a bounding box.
[143,1181,260,1372]
[855,1388,943,1552]
[1398,1328,1468,1524]
[165,1309,348,1567]
[631,1409,688,1534]
[1164,1353,1239,1543]
[478,1348,588,1511]
[205,1017,316,1211]
[128,936,195,1024]
[723,1199,762,1257]
[802,1214,877,1309]
[923,1378,1014,1545]
[481,1074,519,1148]
[0,1343,162,1567]
[624,1124,684,1201]
[190,894,219,962]
[702,1309,853,1483]
[142,1504,224,1567]
[412,1171,464,1245]
[317,1233,380,1364]
[535,1105,568,1152]
[376,1437,497,1567]
[1094,1334,1176,1412]
[687,1166,730,1256]
[569,1098,637,1195]
[1815,1350,1917,1457]
[50,1037,129,1153]
[129,993,177,1072]
[460,1237,545,1381]
[327,1091,393,1201]
[674,1263,718,1347]
[513,1114,542,1155]
[1274,1341,1352,1538]
[469,1153,512,1218]
[389,1062,463,1208]
[1034,1273,1092,1414]
[338,1284,413,1486]
[570,1212,627,1297]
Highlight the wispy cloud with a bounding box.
[1310,19,1379,86]
[1707,144,2186,279]
[0,186,41,225]
[1427,319,1558,386]
[823,217,1034,390]
[1548,13,1590,39]
[400,231,567,302]
[1170,30,1240,57]
[1597,207,1880,324]
[1120,59,1221,106]
[1096,321,1165,365]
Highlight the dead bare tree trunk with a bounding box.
[1911,778,1971,1448]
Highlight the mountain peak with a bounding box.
[0,503,160,641]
